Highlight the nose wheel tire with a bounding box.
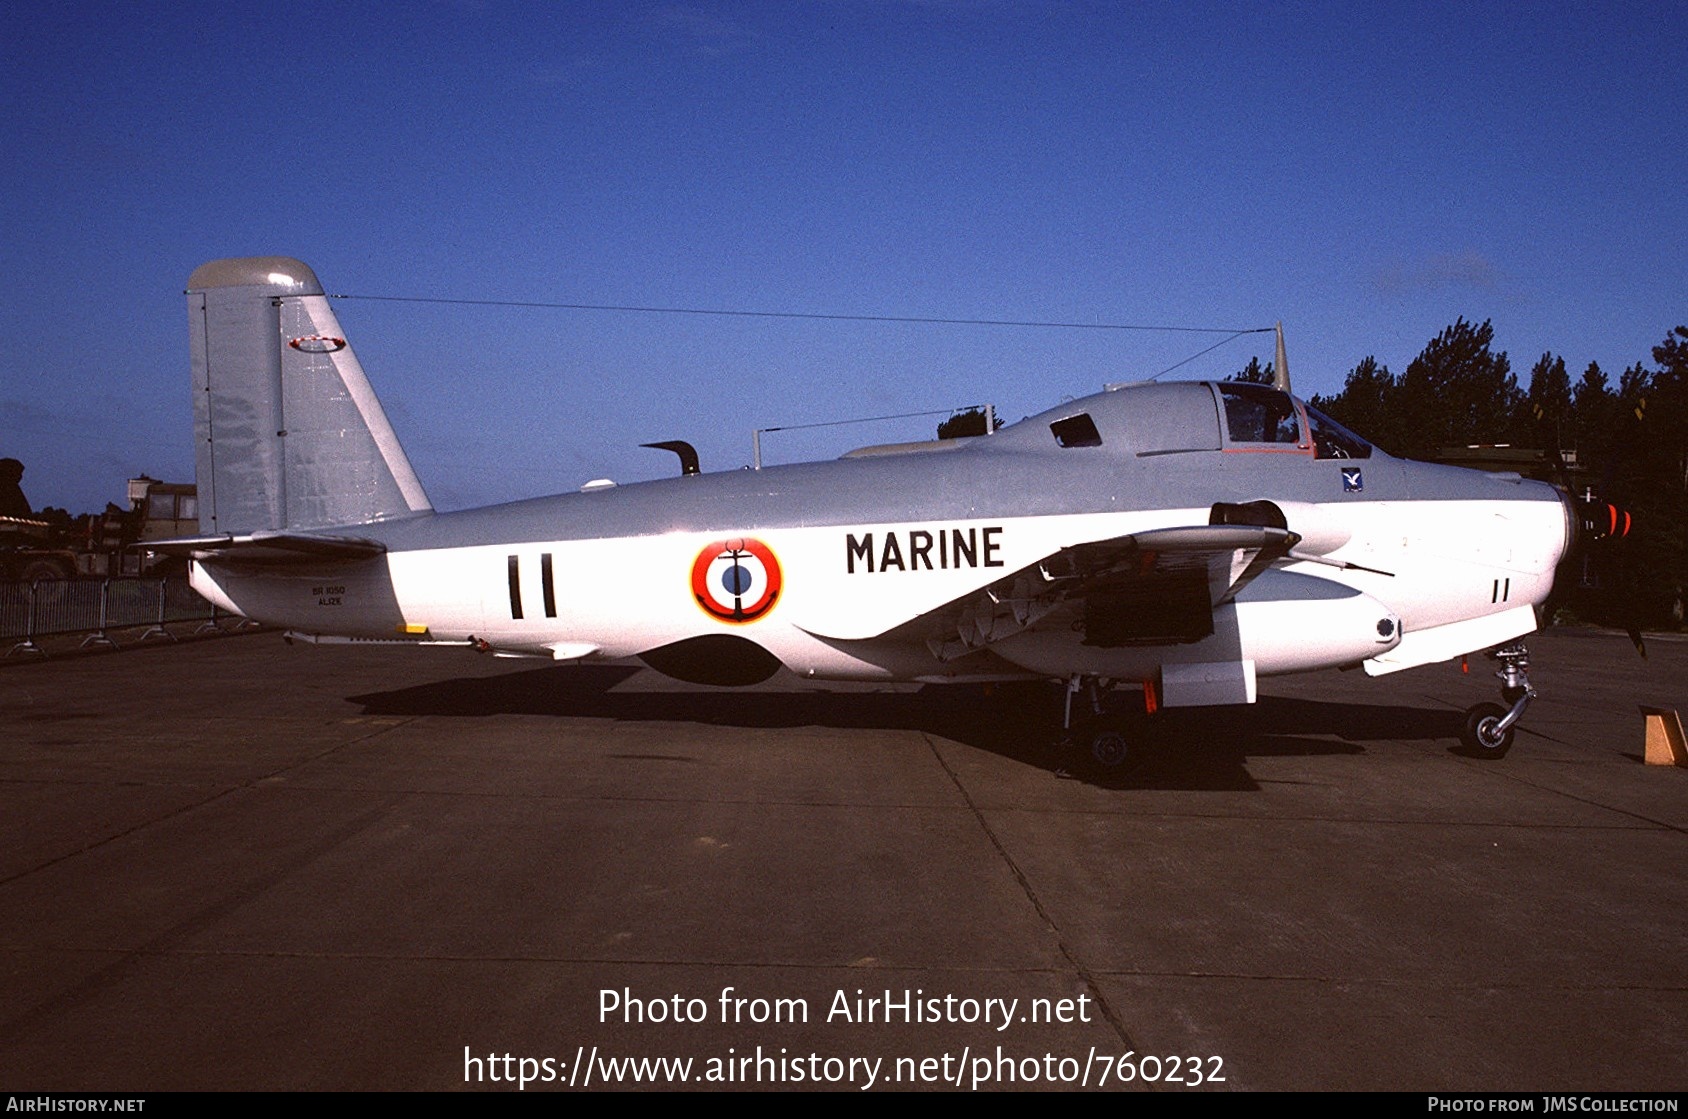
[1462,702,1515,757]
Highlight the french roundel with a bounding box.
[691,538,782,623]
[288,334,347,353]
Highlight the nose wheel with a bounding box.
[1462,702,1515,755]
[1460,643,1533,758]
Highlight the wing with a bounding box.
[803,524,1300,660]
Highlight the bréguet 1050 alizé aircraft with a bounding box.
[159,257,1579,768]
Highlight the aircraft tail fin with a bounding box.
[186,257,433,535]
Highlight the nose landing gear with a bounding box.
[1461,642,1534,757]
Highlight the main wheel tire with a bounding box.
[1090,727,1131,769]
[1462,702,1515,757]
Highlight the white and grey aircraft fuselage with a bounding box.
[164,258,1573,763]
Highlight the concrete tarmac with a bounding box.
[1,628,1684,1092]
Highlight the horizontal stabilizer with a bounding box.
[145,530,387,564]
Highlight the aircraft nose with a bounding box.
[1556,485,1579,565]
[1558,484,1633,563]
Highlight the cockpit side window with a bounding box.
[1217,383,1303,446]
[1305,405,1374,459]
[1050,413,1103,448]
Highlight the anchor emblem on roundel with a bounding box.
[690,538,782,623]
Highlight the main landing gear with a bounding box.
[1060,675,1148,774]
[1461,642,1535,758]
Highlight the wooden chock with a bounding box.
[1640,707,1688,767]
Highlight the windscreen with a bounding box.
[1304,405,1374,459]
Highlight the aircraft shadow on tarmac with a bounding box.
[349,666,1465,791]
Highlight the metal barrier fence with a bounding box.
[3,578,231,656]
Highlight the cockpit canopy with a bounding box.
[1040,381,1373,460]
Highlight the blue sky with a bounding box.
[5,1,1686,514]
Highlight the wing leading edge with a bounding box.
[801,524,1300,661]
